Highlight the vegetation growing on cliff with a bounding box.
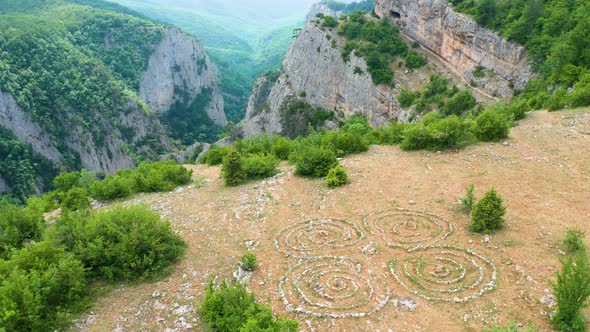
[0,126,59,203]
[450,0,590,110]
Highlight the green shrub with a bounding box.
[461,184,476,213]
[53,171,82,193]
[242,153,279,180]
[49,205,186,281]
[222,149,246,186]
[474,110,511,142]
[564,228,586,253]
[400,125,434,150]
[373,123,409,145]
[235,135,272,155]
[552,251,590,331]
[481,323,536,332]
[199,282,298,332]
[293,145,338,177]
[271,136,293,160]
[326,164,350,188]
[427,116,475,150]
[0,205,44,259]
[398,89,419,108]
[470,189,507,233]
[0,241,87,331]
[322,16,339,28]
[321,131,369,157]
[61,188,91,212]
[405,51,427,69]
[89,174,134,201]
[443,90,477,116]
[240,252,257,272]
[201,146,232,165]
[134,161,193,192]
[505,99,530,120]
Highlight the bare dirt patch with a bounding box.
[73,110,590,332]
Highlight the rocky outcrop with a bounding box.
[140,28,227,127]
[374,0,533,98]
[0,88,169,175]
[241,22,404,137]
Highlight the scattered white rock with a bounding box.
[408,200,417,205]
[540,289,557,308]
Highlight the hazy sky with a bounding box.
[125,0,319,19]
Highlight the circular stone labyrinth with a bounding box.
[363,209,453,250]
[279,257,391,318]
[274,217,365,258]
[388,245,497,303]
[273,209,497,319]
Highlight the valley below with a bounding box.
[73,109,590,332]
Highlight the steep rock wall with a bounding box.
[0,91,62,163]
[374,0,533,98]
[140,29,227,127]
[0,88,169,175]
[242,22,403,137]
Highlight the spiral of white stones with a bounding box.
[363,209,453,250]
[274,218,365,258]
[388,245,497,303]
[279,257,391,318]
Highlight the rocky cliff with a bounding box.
[241,22,404,137]
[140,28,226,127]
[0,88,168,175]
[374,0,533,98]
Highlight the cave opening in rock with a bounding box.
[390,10,402,19]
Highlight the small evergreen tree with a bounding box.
[326,164,350,188]
[470,188,506,233]
[552,251,590,331]
[564,228,586,253]
[241,252,257,272]
[461,184,476,213]
[222,149,245,186]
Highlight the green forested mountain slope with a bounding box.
[450,0,590,110]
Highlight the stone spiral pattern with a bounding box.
[274,218,365,258]
[389,245,497,303]
[274,210,497,319]
[278,257,390,318]
[363,209,453,250]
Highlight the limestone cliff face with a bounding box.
[242,23,404,137]
[374,0,533,98]
[0,88,169,176]
[140,29,227,127]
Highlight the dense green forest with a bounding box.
[450,0,590,110]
